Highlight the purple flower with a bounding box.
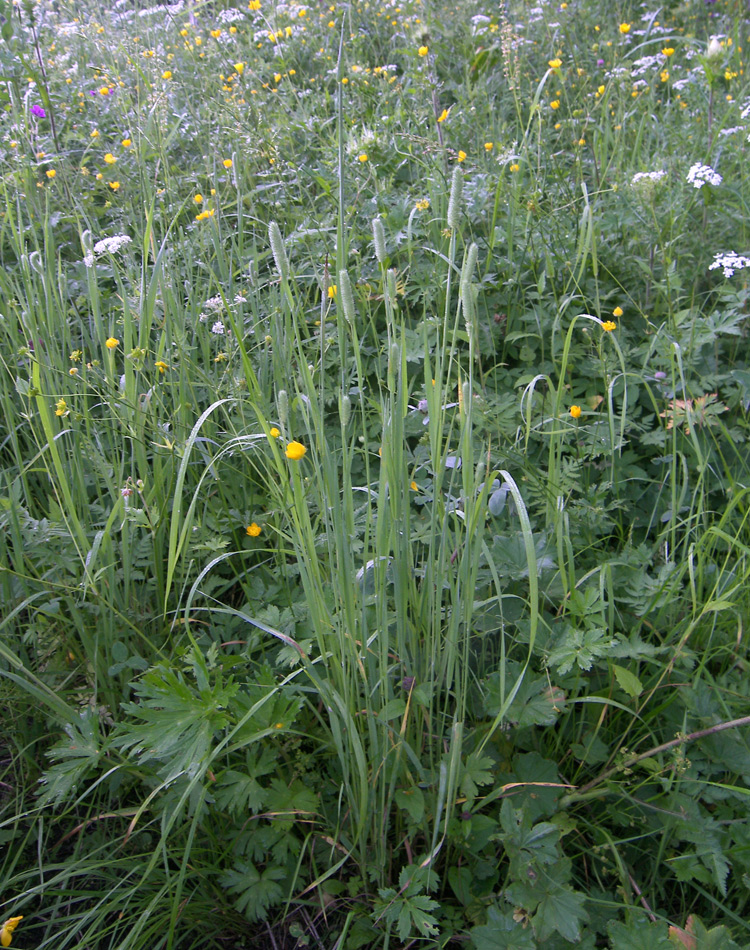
[31,104,46,118]
[597,59,605,67]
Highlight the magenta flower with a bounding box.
[31,104,46,118]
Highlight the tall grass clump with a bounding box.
[2,0,750,947]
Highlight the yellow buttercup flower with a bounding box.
[619,23,631,34]
[155,360,169,373]
[602,321,616,332]
[55,398,67,417]
[46,169,56,178]
[1,916,23,948]
[122,138,132,147]
[162,70,172,80]
[223,158,233,168]
[457,150,466,162]
[418,45,428,56]
[327,285,337,299]
[246,522,261,537]
[484,142,493,151]
[269,427,281,438]
[662,47,674,57]
[285,441,307,460]
[570,405,582,419]
[104,153,117,164]
[105,337,120,349]
[234,62,245,75]
[358,153,368,163]
[548,58,562,69]
[612,306,623,318]
[437,108,449,123]
[550,99,560,109]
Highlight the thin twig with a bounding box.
[570,714,750,800]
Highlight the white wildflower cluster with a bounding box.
[84,234,132,267]
[741,102,750,119]
[211,321,225,335]
[686,163,722,189]
[218,7,245,22]
[198,295,224,322]
[719,126,744,137]
[632,170,667,185]
[708,252,750,279]
[93,234,133,256]
[631,55,661,77]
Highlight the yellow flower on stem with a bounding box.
[418,45,428,57]
[246,522,261,537]
[548,58,562,69]
[612,306,623,318]
[285,441,307,460]
[104,153,117,164]
[602,321,617,332]
[570,405,582,419]
[1,916,23,948]
[358,153,368,163]
[55,398,68,417]
[437,108,449,123]
[222,158,233,168]
[327,285,337,299]
[155,360,169,374]
[269,427,280,438]
[619,23,631,34]
[457,150,466,162]
[46,169,56,179]
[105,337,120,349]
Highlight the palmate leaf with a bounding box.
[460,751,495,800]
[547,625,618,675]
[113,660,237,778]
[375,886,440,943]
[532,882,587,943]
[608,917,672,949]
[37,708,101,806]
[220,861,286,921]
[470,906,536,950]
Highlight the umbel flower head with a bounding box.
[1,917,23,948]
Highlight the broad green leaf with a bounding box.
[470,906,537,950]
[613,664,643,698]
[532,883,587,943]
[608,917,672,949]
[395,786,425,822]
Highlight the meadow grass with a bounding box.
[2,0,750,947]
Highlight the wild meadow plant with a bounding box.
[1,0,750,947]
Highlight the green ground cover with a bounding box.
[2,0,750,946]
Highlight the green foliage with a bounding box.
[2,0,750,947]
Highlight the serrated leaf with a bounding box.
[214,770,267,816]
[461,751,495,799]
[37,709,101,806]
[547,625,617,675]
[668,914,742,950]
[608,917,672,949]
[470,906,537,949]
[532,883,587,943]
[613,664,643,698]
[220,861,286,921]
